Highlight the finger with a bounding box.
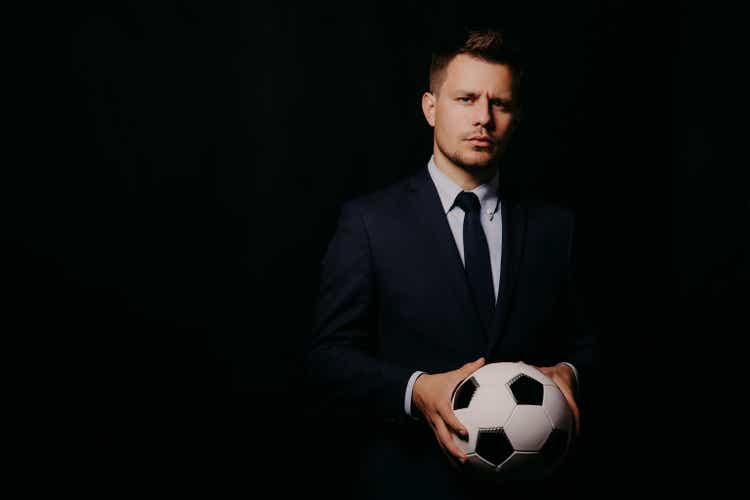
[458,357,485,376]
[569,399,581,436]
[424,416,460,469]
[425,414,462,470]
[535,365,580,435]
[438,404,468,439]
[557,384,581,436]
[535,365,555,378]
[436,438,462,471]
[438,440,461,469]
[433,415,468,463]
[451,358,486,401]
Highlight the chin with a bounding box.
[460,148,497,168]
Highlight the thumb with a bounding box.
[459,357,485,374]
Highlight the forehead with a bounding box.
[442,54,515,97]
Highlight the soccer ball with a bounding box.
[450,361,574,481]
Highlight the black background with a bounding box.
[6,0,748,495]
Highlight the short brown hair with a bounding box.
[429,28,523,97]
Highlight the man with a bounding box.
[304,29,596,499]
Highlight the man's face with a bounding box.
[422,54,519,172]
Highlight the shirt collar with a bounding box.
[427,154,500,217]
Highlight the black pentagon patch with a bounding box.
[476,428,514,467]
[508,374,543,405]
[453,376,479,410]
[540,429,569,467]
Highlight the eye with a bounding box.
[458,97,472,103]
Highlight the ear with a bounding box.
[421,91,436,127]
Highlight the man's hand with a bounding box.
[529,362,580,436]
[411,357,486,468]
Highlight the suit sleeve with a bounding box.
[557,210,598,403]
[303,201,415,426]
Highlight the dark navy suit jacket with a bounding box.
[304,165,596,499]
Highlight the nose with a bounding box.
[473,97,493,129]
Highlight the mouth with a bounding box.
[467,137,493,147]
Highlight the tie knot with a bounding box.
[454,191,481,214]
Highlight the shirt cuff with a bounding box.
[559,362,579,393]
[405,370,426,420]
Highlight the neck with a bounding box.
[433,146,497,191]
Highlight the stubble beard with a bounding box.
[436,137,503,177]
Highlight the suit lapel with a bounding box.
[406,168,485,343]
[486,199,527,354]
[405,167,527,354]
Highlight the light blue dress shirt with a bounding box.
[404,156,579,420]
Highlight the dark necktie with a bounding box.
[453,191,495,331]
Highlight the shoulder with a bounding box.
[338,168,420,218]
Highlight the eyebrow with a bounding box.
[454,91,513,104]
